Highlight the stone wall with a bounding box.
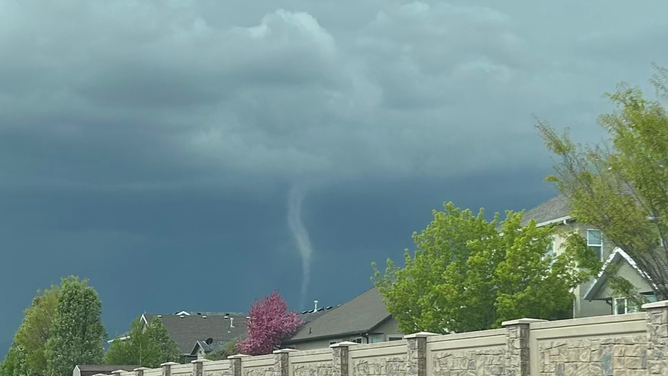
[348,341,407,376]
[100,300,668,376]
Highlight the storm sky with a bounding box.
[1,0,667,353]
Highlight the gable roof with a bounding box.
[283,287,391,344]
[521,194,572,227]
[584,248,655,301]
[142,313,247,355]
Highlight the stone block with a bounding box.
[613,356,626,369]
[625,357,643,369]
[578,348,591,362]
[614,345,626,357]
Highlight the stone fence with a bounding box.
[101,300,668,376]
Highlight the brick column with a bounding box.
[643,300,668,374]
[330,341,357,376]
[228,354,249,376]
[502,318,544,376]
[161,362,179,376]
[192,358,209,376]
[133,367,148,376]
[404,332,438,376]
[273,349,298,376]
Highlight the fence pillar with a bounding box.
[404,332,437,376]
[133,367,148,376]
[228,354,249,376]
[273,348,298,376]
[330,341,357,376]
[161,362,179,376]
[643,300,668,374]
[502,318,544,376]
[191,358,209,376]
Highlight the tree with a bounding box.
[537,65,668,304]
[373,202,589,334]
[45,276,106,376]
[237,291,303,355]
[1,285,61,376]
[105,318,180,368]
[204,340,240,361]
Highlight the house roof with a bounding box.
[75,365,140,376]
[284,287,391,344]
[142,313,247,355]
[584,248,654,301]
[521,194,572,227]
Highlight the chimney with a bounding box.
[314,300,318,311]
[230,317,235,328]
[202,315,207,319]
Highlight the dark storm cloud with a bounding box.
[1,0,667,355]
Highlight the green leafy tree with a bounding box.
[204,340,240,361]
[373,202,589,334]
[537,65,668,304]
[1,285,61,376]
[45,277,106,376]
[105,318,180,368]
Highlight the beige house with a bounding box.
[282,287,402,350]
[524,195,657,318]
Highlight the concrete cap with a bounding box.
[160,362,180,367]
[642,300,668,310]
[501,318,547,327]
[227,354,250,359]
[329,341,359,348]
[403,332,439,339]
[111,371,126,375]
[273,348,299,354]
[133,368,149,372]
[191,359,211,363]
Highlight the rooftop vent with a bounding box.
[202,315,207,319]
[205,338,213,345]
[314,300,318,311]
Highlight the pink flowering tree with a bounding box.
[238,291,304,355]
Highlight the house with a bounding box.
[73,365,139,376]
[140,311,247,362]
[281,287,402,350]
[523,194,658,317]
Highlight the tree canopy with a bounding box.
[373,202,589,334]
[45,276,106,376]
[0,285,60,376]
[105,317,180,368]
[237,291,303,355]
[537,65,668,303]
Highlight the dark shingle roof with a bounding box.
[521,194,571,226]
[143,313,247,355]
[76,365,139,376]
[284,287,391,343]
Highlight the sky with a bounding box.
[1,0,667,355]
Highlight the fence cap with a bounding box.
[227,354,250,359]
[111,371,126,375]
[501,318,546,327]
[404,332,438,339]
[191,359,211,364]
[160,362,180,367]
[133,368,149,371]
[642,300,668,310]
[273,348,299,354]
[330,341,359,348]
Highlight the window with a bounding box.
[388,336,403,341]
[613,298,639,315]
[543,235,556,263]
[587,229,603,259]
[369,336,383,344]
[351,337,363,344]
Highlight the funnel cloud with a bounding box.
[288,184,314,306]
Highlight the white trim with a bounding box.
[535,216,572,228]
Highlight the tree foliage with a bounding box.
[537,65,668,304]
[45,276,106,376]
[1,286,60,376]
[373,202,590,334]
[204,340,240,361]
[237,291,303,355]
[105,318,180,368]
